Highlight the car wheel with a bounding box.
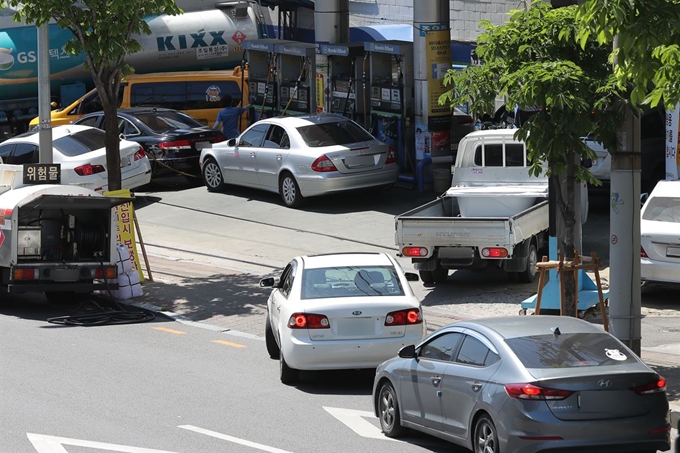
[517,243,538,283]
[265,316,280,359]
[432,263,448,283]
[279,351,299,385]
[279,172,304,208]
[378,382,405,438]
[474,414,499,453]
[202,158,225,192]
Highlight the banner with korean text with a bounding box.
[104,189,144,282]
[665,105,680,180]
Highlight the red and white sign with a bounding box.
[232,30,247,45]
[0,228,5,248]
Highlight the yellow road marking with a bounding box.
[212,340,247,348]
[153,326,187,335]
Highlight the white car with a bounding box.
[0,125,151,192]
[260,252,427,384]
[640,180,680,284]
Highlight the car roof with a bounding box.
[650,180,680,198]
[3,124,96,144]
[82,107,180,117]
[261,113,353,129]
[300,252,393,269]
[454,315,603,339]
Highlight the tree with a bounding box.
[440,0,623,316]
[577,0,680,108]
[3,0,182,191]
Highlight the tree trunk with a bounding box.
[95,72,123,192]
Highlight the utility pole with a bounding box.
[37,22,52,164]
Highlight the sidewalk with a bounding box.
[130,253,680,432]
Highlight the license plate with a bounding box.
[337,318,374,336]
[667,246,680,258]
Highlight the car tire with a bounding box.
[419,262,447,284]
[265,316,280,359]
[202,158,225,192]
[279,351,299,385]
[517,243,538,283]
[377,382,405,438]
[279,172,304,208]
[473,414,499,453]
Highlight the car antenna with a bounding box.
[551,326,561,336]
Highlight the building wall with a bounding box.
[348,0,526,43]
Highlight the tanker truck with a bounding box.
[0,1,271,136]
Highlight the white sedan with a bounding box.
[0,125,151,192]
[641,180,680,284]
[260,252,427,385]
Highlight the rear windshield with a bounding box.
[54,128,106,156]
[135,111,204,133]
[642,196,680,223]
[505,333,638,368]
[297,121,374,147]
[301,266,405,299]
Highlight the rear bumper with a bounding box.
[641,258,680,284]
[296,165,399,198]
[123,168,152,190]
[7,280,117,293]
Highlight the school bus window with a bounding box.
[130,82,185,110]
[186,81,242,109]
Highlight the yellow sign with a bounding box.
[316,73,325,112]
[425,30,452,117]
[104,189,144,282]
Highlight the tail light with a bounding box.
[505,383,573,400]
[158,140,192,150]
[94,266,118,280]
[74,164,106,176]
[641,246,648,258]
[133,147,146,161]
[631,376,666,395]
[402,246,428,257]
[12,268,39,281]
[386,146,397,164]
[481,247,508,258]
[385,309,422,326]
[211,136,227,143]
[311,155,338,172]
[288,313,330,329]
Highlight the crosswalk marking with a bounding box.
[178,425,292,453]
[153,327,187,335]
[322,406,398,442]
[27,433,178,453]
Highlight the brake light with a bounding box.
[504,383,573,400]
[631,377,666,394]
[386,146,397,164]
[74,164,106,176]
[288,312,330,329]
[94,266,118,279]
[402,246,428,257]
[12,268,39,281]
[385,309,422,326]
[158,140,192,150]
[311,155,338,172]
[133,147,146,161]
[481,247,508,258]
[641,246,648,258]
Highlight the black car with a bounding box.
[74,107,227,184]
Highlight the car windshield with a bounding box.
[642,196,680,223]
[54,128,106,156]
[134,111,204,133]
[301,266,405,299]
[297,121,374,147]
[505,333,639,369]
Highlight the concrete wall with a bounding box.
[348,0,524,43]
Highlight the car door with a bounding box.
[0,143,14,164]
[227,123,268,185]
[399,331,464,432]
[268,260,297,340]
[441,332,502,439]
[8,142,39,164]
[257,124,292,189]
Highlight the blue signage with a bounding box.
[320,45,349,57]
[418,23,448,37]
[244,41,274,52]
[365,42,401,55]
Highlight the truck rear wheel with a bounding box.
[517,244,538,283]
[419,263,448,284]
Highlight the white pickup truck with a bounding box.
[395,129,588,284]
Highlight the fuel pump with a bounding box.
[318,43,366,122]
[364,41,414,175]
[244,39,279,121]
[274,41,317,116]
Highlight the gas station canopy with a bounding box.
[257,0,314,8]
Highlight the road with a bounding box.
[1,179,677,452]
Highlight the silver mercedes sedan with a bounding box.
[199,113,399,208]
[372,315,670,453]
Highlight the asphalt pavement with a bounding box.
[124,181,680,446]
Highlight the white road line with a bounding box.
[322,406,398,442]
[27,433,179,453]
[178,425,294,453]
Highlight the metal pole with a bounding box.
[37,23,52,164]
[609,35,642,355]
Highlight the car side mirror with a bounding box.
[640,193,649,206]
[259,277,275,287]
[398,344,417,358]
[227,138,236,147]
[404,272,419,282]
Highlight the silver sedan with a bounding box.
[199,113,399,207]
[372,315,670,453]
